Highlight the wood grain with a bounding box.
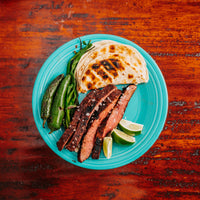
[0,0,200,199]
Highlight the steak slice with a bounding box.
[66,84,117,152]
[91,116,109,159]
[92,84,137,159]
[57,88,99,151]
[78,89,121,162]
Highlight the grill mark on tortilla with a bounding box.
[97,69,112,82]
[101,59,119,78]
[136,58,142,65]
[82,71,100,90]
[103,75,109,80]
[87,82,92,89]
[118,45,125,52]
[101,47,106,54]
[109,45,115,53]
[66,84,117,152]
[82,76,86,81]
[101,60,115,71]
[128,74,133,79]
[120,45,133,56]
[92,64,100,70]
[91,52,98,59]
[125,61,130,66]
[90,72,96,80]
[109,58,125,71]
[91,60,119,79]
[86,69,90,75]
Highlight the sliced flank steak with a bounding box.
[92,84,137,159]
[66,84,118,152]
[78,89,122,162]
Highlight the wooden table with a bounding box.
[1,0,199,199]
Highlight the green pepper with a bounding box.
[47,75,71,133]
[40,74,64,128]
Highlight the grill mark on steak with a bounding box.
[66,84,118,152]
[78,89,121,162]
[57,89,99,151]
[92,84,137,159]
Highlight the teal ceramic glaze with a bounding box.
[32,34,168,170]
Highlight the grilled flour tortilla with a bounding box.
[75,40,149,93]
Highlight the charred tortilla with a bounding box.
[75,40,149,93]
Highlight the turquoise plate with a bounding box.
[32,34,168,170]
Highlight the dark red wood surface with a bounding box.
[0,0,200,199]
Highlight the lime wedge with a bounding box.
[118,119,143,136]
[103,137,112,159]
[112,129,135,145]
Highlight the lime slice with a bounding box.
[112,129,135,145]
[118,119,143,136]
[103,137,112,159]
